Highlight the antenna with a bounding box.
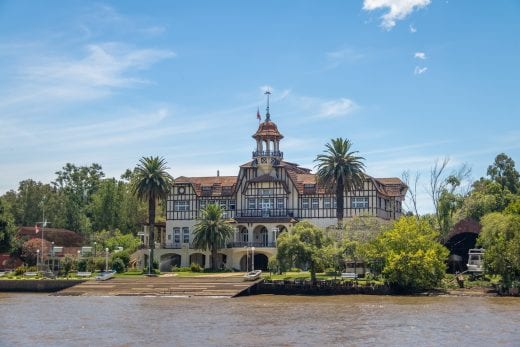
[264,90,271,121]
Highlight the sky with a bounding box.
[0,0,519,214]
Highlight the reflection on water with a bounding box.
[1,293,519,346]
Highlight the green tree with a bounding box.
[315,138,366,228]
[0,198,16,253]
[131,156,174,268]
[192,204,234,270]
[487,153,519,194]
[366,216,449,292]
[478,212,520,289]
[276,221,331,284]
[53,163,104,234]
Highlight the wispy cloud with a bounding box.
[0,43,175,109]
[414,52,426,60]
[409,24,417,33]
[414,66,428,75]
[363,0,431,30]
[318,98,357,118]
[325,48,364,69]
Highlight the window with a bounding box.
[324,197,331,209]
[200,200,207,209]
[174,201,189,212]
[167,234,172,240]
[276,198,284,209]
[229,200,236,210]
[182,227,190,244]
[222,186,233,195]
[202,186,212,195]
[302,198,309,209]
[352,197,369,209]
[261,198,273,210]
[261,188,274,196]
[219,200,227,209]
[248,198,257,209]
[311,198,319,209]
[173,228,180,243]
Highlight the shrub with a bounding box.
[77,259,88,272]
[14,266,27,276]
[290,267,302,273]
[190,263,202,272]
[111,251,130,267]
[112,258,126,273]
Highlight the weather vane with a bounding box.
[265,90,271,121]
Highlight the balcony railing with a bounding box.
[252,150,283,158]
[226,242,276,248]
[237,209,294,218]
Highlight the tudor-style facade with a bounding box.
[137,101,407,272]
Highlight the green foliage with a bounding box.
[190,263,202,272]
[61,255,76,277]
[276,221,331,284]
[94,229,140,254]
[0,198,16,253]
[111,250,131,267]
[315,138,366,226]
[172,266,191,272]
[366,216,449,292]
[112,258,126,273]
[478,212,520,288]
[192,204,234,270]
[487,153,519,194]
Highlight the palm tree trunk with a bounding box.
[211,246,218,271]
[148,196,155,272]
[336,179,345,228]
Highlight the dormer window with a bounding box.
[303,184,316,194]
[222,186,232,195]
[202,186,212,196]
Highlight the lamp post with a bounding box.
[148,248,151,275]
[105,248,109,272]
[36,249,40,270]
[272,227,279,247]
[244,246,248,272]
[77,250,81,272]
[251,247,255,271]
[51,241,55,273]
[94,241,97,257]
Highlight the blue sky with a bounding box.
[0,0,519,214]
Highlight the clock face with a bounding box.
[271,157,278,165]
[261,157,268,164]
[178,187,186,195]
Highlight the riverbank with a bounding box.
[0,279,85,292]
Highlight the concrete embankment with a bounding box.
[250,280,391,295]
[54,275,260,297]
[0,279,85,292]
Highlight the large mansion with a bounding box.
[138,100,407,272]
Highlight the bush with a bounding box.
[14,266,27,276]
[112,251,130,267]
[77,259,88,272]
[290,267,302,273]
[112,258,126,273]
[190,263,202,272]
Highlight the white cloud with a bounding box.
[414,66,428,75]
[414,52,426,60]
[318,98,357,118]
[409,24,417,33]
[363,0,431,30]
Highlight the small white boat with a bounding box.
[244,270,262,281]
[95,270,116,281]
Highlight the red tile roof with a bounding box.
[18,227,85,247]
[175,176,237,196]
[252,121,284,139]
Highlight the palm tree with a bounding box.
[315,138,366,228]
[193,204,234,270]
[132,156,174,272]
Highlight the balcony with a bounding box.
[237,209,294,218]
[252,150,283,158]
[226,242,276,248]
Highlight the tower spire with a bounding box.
[264,90,271,121]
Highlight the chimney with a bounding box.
[217,170,220,177]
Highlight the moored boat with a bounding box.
[95,270,116,281]
[244,270,262,281]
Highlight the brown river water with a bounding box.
[1,293,519,347]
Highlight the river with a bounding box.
[1,293,519,346]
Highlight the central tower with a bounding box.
[252,91,284,175]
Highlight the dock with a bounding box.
[54,274,261,297]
